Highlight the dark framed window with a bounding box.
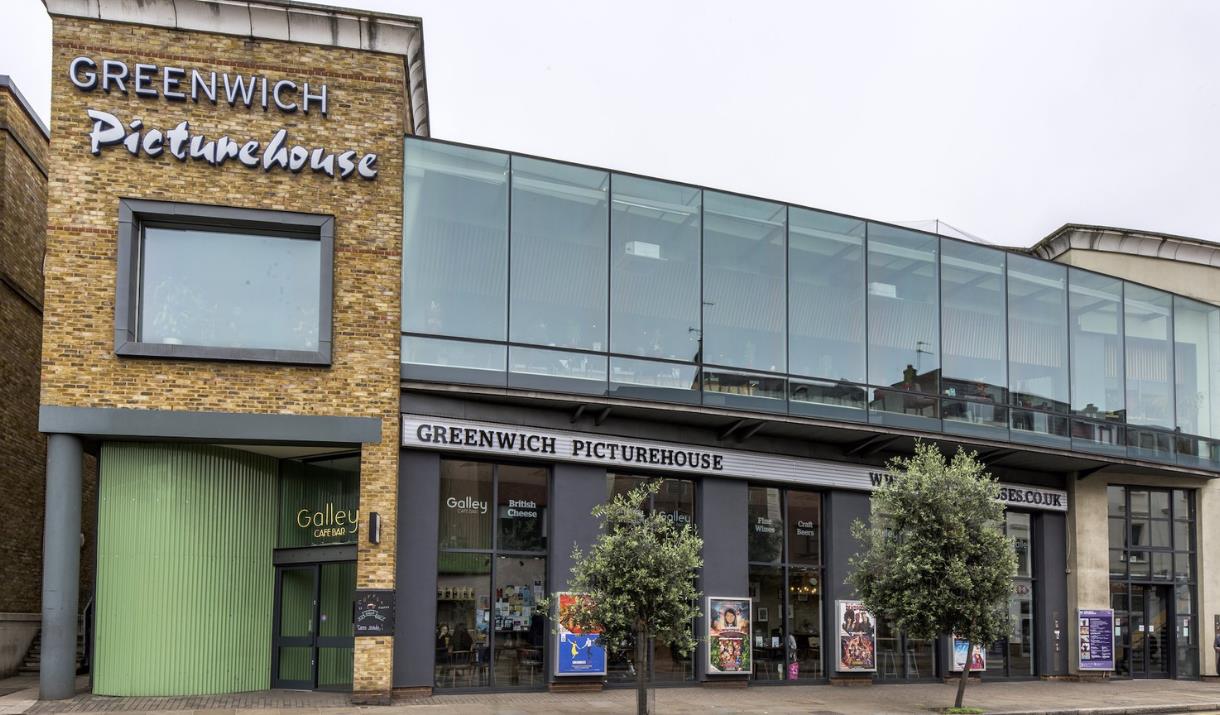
[605,475,697,684]
[747,485,823,682]
[115,199,333,365]
[435,460,548,690]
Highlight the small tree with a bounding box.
[849,442,1017,710]
[545,480,702,715]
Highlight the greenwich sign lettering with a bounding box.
[69,57,378,180]
[402,415,1069,512]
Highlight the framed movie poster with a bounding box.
[707,596,752,675]
[951,635,986,671]
[836,600,877,672]
[554,592,607,676]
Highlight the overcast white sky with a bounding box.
[4,0,1219,247]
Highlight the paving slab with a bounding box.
[0,676,1217,715]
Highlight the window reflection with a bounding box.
[1173,296,1220,441]
[1069,269,1125,421]
[788,208,866,382]
[610,175,701,362]
[1124,285,1173,429]
[703,192,787,373]
[510,157,609,352]
[1007,255,1069,413]
[941,240,1006,404]
[403,139,508,340]
[867,224,939,395]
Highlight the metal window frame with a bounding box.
[115,198,335,365]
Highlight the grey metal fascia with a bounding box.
[0,75,50,138]
[40,404,382,444]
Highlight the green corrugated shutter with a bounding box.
[94,443,277,696]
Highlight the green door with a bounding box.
[272,563,355,690]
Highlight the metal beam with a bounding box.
[570,405,586,423]
[717,419,747,442]
[1076,464,1110,481]
[594,407,613,426]
[846,434,899,458]
[736,421,766,443]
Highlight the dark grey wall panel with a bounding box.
[1035,511,1068,676]
[39,405,380,444]
[545,463,608,680]
[822,489,869,677]
[393,450,441,688]
[696,477,748,681]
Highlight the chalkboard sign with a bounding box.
[354,589,395,636]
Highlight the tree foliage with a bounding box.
[848,442,1017,707]
[546,480,702,714]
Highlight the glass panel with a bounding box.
[278,647,312,682]
[748,486,784,563]
[869,387,940,424]
[786,491,821,566]
[1009,407,1070,446]
[608,357,700,404]
[749,565,785,680]
[1151,552,1172,580]
[941,240,1006,404]
[703,191,787,372]
[607,473,647,503]
[403,139,508,340]
[492,556,546,688]
[703,368,786,412]
[1108,486,1127,517]
[278,454,359,547]
[140,227,320,351]
[1174,521,1192,554]
[875,617,901,679]
[1007,512,1032,578]
[434,553,491,689]
[1071,419,1126,455]
[318,648,353,689]
[1010,577,1035,676]
[508,346,607,394]
[653,629,695,683]
[1177,614,1198,678]
[1146,587,1168,674]
[1150,520,1171,548]
[1109,518,1126,551]
[510,157,609,351]
[1173,489,1193,522]
[1008,255,1069,413]
[788,567,822,679]
[1125,284,1173,428]
[867,223,939,395]
[1069,269,1125,422]
[497,466,548,553]
[1129,551,1150,579]
[1109,549,1126,578]
[610,175,701,361]
[319,562,355,637]
[1174,553,1193,583]
[942,398,1008,437]
[789,378,867,421]
[1126,427,1174,462]
[907,637,936,679]
[279,567,315,638]
[788,208,866,382]
[653,478,696,528]
[439,460,493,550]
[403,336,505,373]
[1173,296,1220,440]
[1131,518,1149,547]
[1130,490,1151,517]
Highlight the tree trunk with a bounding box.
[954,642,974,709]
[635,625,649,715]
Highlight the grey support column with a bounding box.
[546,464,608,681]
[41,434,83,700]
[1035,511,1069,676]
[696,478,748,681]
[393,451,440,689]
[822,490,870,679]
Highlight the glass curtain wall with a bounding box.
[941,240,1007,438]
[1007,255,1070,446]
[401,138,1220,471]
[984,512,1035,677]
[609,176,702,403]
[788,208,867,420]
[702,192,788,411]
[867,224,940,427]
[436,460,548,690]
[1173,297,1220,467]
[605,476,697,684]
[1069,269,1126,455]
[747,486,823,682]
[402,141,509,379]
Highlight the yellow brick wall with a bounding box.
[43,17,406,695]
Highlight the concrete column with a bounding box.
[40,434,83,700]
[696,478,748,681]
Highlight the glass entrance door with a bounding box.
[1128,584,1171,678]
[272,562,356,690]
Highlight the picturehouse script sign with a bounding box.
[401,415,1069,512]
[70,57,378,180]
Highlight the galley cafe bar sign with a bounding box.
[69,57,379,179]
[402,415,1069,512]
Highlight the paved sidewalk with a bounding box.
[2,677,1219,715]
